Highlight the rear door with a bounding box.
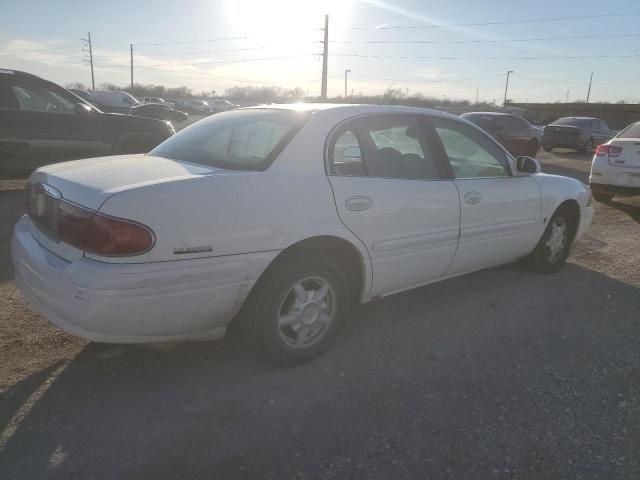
[430,117,543,275]
[328,114,460,296]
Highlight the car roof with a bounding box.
[0,69,42,80]
[462,111,511,117]
[242,103,462,121]
[557,116,598,121]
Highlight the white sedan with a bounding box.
[12,104,593,366]
[589,121,640,202]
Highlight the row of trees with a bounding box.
[64,82,633,106]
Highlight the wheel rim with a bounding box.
[277,276,336,349]
[544,217,568,263]
[586,140,593,153]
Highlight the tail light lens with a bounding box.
[83,213,154,256]
[27,187,154,256]
[595,144,623,158]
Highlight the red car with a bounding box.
[461,112,542,158]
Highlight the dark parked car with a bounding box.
[68,88,93,103]
[0,69,174,176]
[542,117,614,153]
[130,103,188,124]
[461,112,542,157]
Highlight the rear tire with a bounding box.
[523,206,576,274]
[527,139,540,158]
[543,145,553,153]
[592,190,614,202]
[245,251,351,367]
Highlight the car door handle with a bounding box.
[464,191,482,205]
[345,196,373,211]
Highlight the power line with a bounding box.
[133,35,257,46]
[513,74,639,85]
[336,12,640,30]
[94,54,315,69]
[350,73,505,84]
[331,52,640,61]
[328,32,640,45]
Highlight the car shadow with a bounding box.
[606,198,640,224]
[1,263,639,479]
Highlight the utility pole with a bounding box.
[130,43,134,89]
[475,89,479,104]
[81,32,95,91]
[344,69,350,99]
[321,14,329,99]
[565,89,570,103]
[586,71,593,103]
[503,70,513,106]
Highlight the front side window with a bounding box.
[432,118,511,179]
[11,83,75,114]
[151,109,308,170]
[329,115,441,180]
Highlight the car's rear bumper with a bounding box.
[542,136,584,149]
[11,215,277,343]
[590,156,640,194]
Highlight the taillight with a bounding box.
[83,214,154,256]
[595,144,623,158]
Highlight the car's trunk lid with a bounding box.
[30,154,220,210]
[608,138,640,168]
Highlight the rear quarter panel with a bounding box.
[91,118,371,289]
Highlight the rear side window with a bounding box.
[552,118,591,128]
[617,123,640,139]
[329,114,441,180]
[151,109,308,170]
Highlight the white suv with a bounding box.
[590,122,640,202]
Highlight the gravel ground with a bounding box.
[0,150,638,479]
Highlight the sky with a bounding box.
[1,0,639,103]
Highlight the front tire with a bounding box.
[524,206,575,273]
[246,252,351,367]
[543,145,553,153]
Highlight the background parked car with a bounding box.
[461,112,542,157]
[130,103,188,123]
[0,69,174,176]
[542,117,614,153]
[68,88,93,103]
[91,90,140,113]
[210,99,238,113]
[142,96,175,108]
[589,121,640,202]
[185,99,212,114]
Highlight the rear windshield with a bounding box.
[617,123,640,139]
[151,109,308,170]
[551,117,592,127]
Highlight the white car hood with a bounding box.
[30,154,230,211]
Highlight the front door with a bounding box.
[327,114,461,297]
[430,116,543,275]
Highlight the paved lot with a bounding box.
[0,150,639,479]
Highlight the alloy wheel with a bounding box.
[277,276,336,349]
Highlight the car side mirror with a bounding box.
[342,146,362,159]
[516,156,541,174]
[75,103,93,115]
